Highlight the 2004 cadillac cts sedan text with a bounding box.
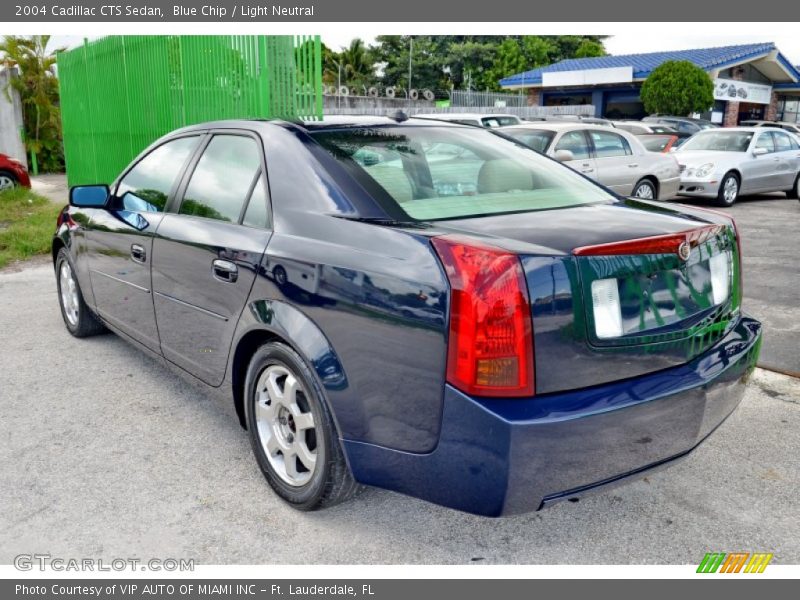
[52,116,762,516]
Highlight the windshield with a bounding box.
[501,128,555,153]
[311,125,614,221]
[680,130,753,152]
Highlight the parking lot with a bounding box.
[1,185,798,565]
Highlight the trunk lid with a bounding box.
[433,199,742,393]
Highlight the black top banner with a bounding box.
[3,0,794,22]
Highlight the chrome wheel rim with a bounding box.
[723,177,738,203]
[0,175,15,191]
[59,261,79,327]
[254,364,318,486]
[634,182,654,199]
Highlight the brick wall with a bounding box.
[764,91,780,122]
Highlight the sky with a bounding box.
[48,33,800,67]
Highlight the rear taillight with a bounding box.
[432,235,534,397]
[572,224,724,256]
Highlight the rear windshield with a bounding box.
[481,116,520,128]
[502,128,555,153]
[311,125,614,221]
[640,135,673,152]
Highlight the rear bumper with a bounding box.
[344,316,762,516]
[658,175,681,199]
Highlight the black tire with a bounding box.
[715,172,740,207]
[632,178,657,200]
[244,341,360,510]
[273,265,288,286]
[55,248,106,338]
[787,174,799,200]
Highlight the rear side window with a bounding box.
[554,131,591,159]
[242,176,270,229]
[179,135,261,222]
[772,131,794,152]
[590,130,632,157]
[117,136,200,212]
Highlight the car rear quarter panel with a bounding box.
[235,126,450,453]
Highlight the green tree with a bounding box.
[640,60,714,116]
[325,38,375,89]
[0,35,65,173]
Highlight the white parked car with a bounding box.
[413,113,521,128]
[675,127,800,206]
[501,122,681,200]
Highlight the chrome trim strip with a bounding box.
[90,269,150,293]
[153,291,229,321]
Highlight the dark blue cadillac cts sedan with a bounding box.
[53,116,762,516]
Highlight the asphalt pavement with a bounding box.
[1,263,798,565]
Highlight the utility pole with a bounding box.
[408,36,413,97]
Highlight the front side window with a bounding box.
[312,124,614,221]
[754,133,776,153]
[554,130,591,159]
[590,130,632,158]
[179,135,261,222]
[117,136,200,212]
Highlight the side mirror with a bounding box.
[70,184,109,208]
[752,147,769,156]
[554,149,575,162]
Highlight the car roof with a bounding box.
[504,122,615,133]
[168,115,471,136]
[694,126,761,133]
[413,113,519,120]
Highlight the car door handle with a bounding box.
[212,259,238,283]
[130,244,146,264]
[627,163,639,168]
[581,169,594,173]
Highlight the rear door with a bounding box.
[552,130,597,182]
[150,131,272,386]
[587,129,639,195]
[771,130,800,188]
[87,134,202,351]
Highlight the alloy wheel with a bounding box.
[59,261,80,327]
[723,177,739,203]
[254,364,318,487]
[633,181,655,199]
[0,174,16,191]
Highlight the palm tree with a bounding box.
[0,35,66,173]
[325,39,374,90]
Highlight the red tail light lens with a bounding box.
[432,235,534,397]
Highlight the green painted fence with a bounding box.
[58,35,322,186]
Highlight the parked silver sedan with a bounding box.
[675,127,800,206]
[501,122,681,200]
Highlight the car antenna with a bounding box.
[389,110,409,123]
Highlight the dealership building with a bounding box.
[499,42,800,126]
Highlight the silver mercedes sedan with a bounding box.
[501,122,681,200]
[675,127,800,206]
